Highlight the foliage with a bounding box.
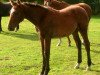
[0,16,100,75]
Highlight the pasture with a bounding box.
[0,16,100,75]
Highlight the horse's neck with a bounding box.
[23,5,48,27]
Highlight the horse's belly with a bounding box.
[44,14,77,38]
[51,19,77,37]
[51,25,77,38]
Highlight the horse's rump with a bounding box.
[59,5,89,23]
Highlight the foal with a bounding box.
[44,0,92,46]
[8,0,92,75]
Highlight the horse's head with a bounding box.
[8,0,24,31]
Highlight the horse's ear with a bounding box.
[17,0,21,5]
[9,0,16,6]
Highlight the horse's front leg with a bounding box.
[40,37,51,75]
[40,36,45,75]
[44,37,51,75]
[0,16,2,32]
[72,30,82,69]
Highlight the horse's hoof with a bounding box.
[68,45,71,47]
[39,73,43,75]
[81,40,85,45]
[0,30,2,31]
[15,30,18,32]
[74,63,80,69]
[86,67,91,71]
[0,30,4,33]
[91,62,95,65]
[39,72,45,75]
[56,44,60,46]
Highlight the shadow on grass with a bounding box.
[90,43,100,53]
[91,49,100,54]
[1,31,39,41]
[91,69,100,72]
[91,43,100,46]
[79,67,100,73]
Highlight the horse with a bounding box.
[0,2,19,32]
[8,0,92,75]
[44,0,92,46]
[44,0,92,20]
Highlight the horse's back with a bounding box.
[60,5,88,21]
[59,5,89,30]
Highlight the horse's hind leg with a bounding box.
[67,36,71,46]
[40,36,51,75]
[40,37,45,75]
[0,16,2,32]
[72,30,82,69]
[56,36,71,46]
[44,37,51,75]
[56,38,62,46]
[80,29,91,71]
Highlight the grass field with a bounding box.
[0,16,100,75]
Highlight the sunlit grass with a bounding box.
[0,16,100,75]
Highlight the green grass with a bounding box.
[0,16,100,75]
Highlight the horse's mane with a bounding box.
[22,2,58,12]
[23,2,48,10]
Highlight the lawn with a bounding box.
[0,16,100,75]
